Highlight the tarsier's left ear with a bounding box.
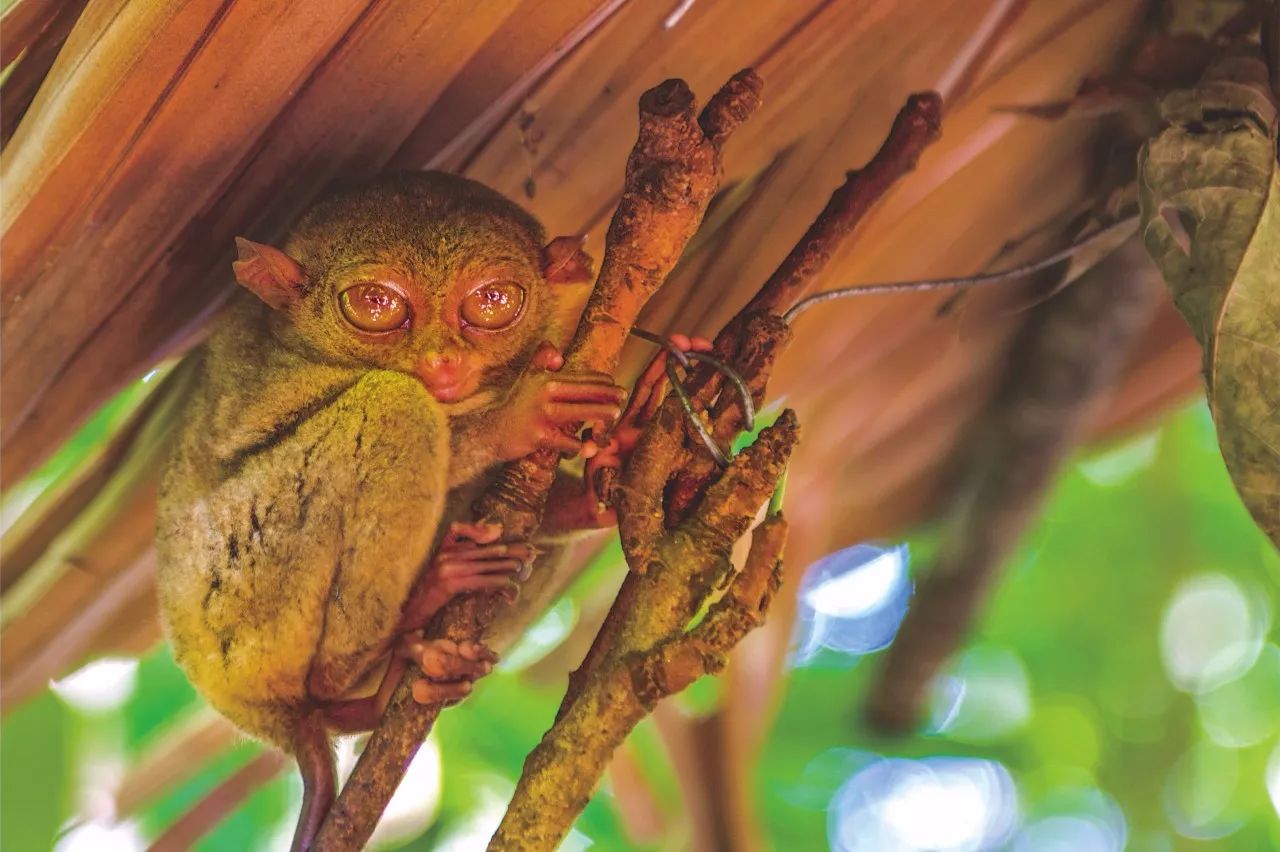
[541,235,595,284]
[233,237,308,309]
[541,236,595,350]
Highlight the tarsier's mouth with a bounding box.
[423,379,468,403]
[419,371,478,404]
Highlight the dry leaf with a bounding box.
[1138,51,1280,545]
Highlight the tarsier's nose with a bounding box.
[417,351,471,403]
[420,351,458,372]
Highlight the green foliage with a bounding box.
[1,692,71,851]
[762,403,1280,850]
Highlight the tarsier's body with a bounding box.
[157,172,625,848]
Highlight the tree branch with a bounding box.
[490,506,790,851]
[481,91,946,849]
[312,68,762,852]
[665,91,944,521]
[864,235,1163,733]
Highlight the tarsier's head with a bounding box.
[233,171,593,406]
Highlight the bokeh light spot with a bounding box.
[1028,701,1102,773]
[1012,815,1120,852]
[55,821,145,852]
[49,658,139,714]
[368,738,442,848]
[1163,740,1244,840]
[501,598,577,671]
[1160,574,1268,694]
[1267,741,1280,818]
[1196,643,1280,748]
[828,756,1017,851]
[1013,786,1127,852]
[433,783,513,852]
[794,543,910,664]
[1076,433,1159,487]
[928,645,1031,742]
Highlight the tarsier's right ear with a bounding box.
[233,237,308,309]
[541,235,595,284]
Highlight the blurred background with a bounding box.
[3,0,1278,848]
[5,400,1280,849]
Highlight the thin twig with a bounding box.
[781,215,1138,322]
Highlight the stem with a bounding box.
[781,215,1138,322]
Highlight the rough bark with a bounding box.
[486,90,946,851]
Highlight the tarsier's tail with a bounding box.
[290,708,336,852]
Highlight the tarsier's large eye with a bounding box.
[460,281,525,330]
[339,283,409,333]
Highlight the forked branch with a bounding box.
[487,91,946,851]
[313,69,762,851]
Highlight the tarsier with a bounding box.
[156,171,668,849]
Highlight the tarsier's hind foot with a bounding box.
[398,521,535,632]
[402,636,499,704]
[319,632,498,733]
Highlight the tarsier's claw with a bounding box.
[517,545,541,582]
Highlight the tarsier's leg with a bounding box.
[301,372,450,703]
[318,519,519,733]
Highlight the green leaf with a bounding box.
[1,691,71,852]
[1138,52,1280,546]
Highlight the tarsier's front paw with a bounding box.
[500,343,627,459]
[399,636,499,705]
[585,333,715,497]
